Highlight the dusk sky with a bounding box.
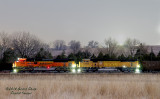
[0,0,160,46]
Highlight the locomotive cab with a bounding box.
[79,59,98,72]
[12,58,27,73]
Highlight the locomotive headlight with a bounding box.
[72,64,76,68]
[72,69,76,73]
[123,65,126,68]
[13,69,18,73]
[137,64,140,68]
[12,63,16,67]
[77,68,81,73]
[12,63,15,67]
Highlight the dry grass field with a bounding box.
[0,73,160,99]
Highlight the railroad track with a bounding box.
[1,70,160,74]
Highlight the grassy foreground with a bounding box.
[0,73,160,99]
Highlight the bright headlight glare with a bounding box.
[77,69,81,73]
[135,68,140,73]
[72,69,76,73]
[123,65,126,68]
[72,64,76,68]
[137,65,140,68]
[12,64,15,67]
[13,69,18,73]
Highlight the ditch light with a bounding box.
[72,69,76,73]
[77,68,81,73]
[135,68,141,73]
[13,69,18,73]
[71,68,81,73]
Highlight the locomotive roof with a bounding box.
[26,58,74,62]
[53,59,74,62]
[90,59,138,62]
[26,58,138,62]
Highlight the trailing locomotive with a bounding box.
[80,59,141,73]
[12,58,141,73]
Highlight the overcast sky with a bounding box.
[0,0,160,46]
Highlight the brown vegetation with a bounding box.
[0,74,160,99]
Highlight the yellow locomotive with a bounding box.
[77,59,141,73]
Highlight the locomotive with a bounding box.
[12,58,141,73]
[12,58,76,73]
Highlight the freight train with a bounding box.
[12,58,141,73]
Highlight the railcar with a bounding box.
[142,61,160,72]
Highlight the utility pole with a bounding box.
[139,43,142,61]
[151,47,153,61]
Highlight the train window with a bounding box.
[19,60,25,62]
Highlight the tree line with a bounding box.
[0,32,160,64]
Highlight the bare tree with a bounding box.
[134,43,148,60]
[69,40,81,53]
[87,40,99,48]
[41,43,50,52]
[104,37,118,57]
[116,45,127,57]
[53,40,66,50]
[11,32,41,58]
[124,38,140,57]
[0,32,11,59]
